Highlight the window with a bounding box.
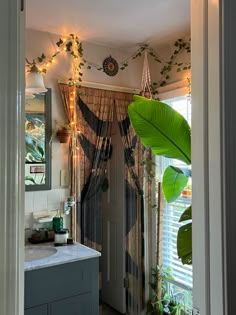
[156,95,192,291]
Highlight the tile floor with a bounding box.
[100,303,122,315]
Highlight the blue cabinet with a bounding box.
[49,293,92,315]
[24,258,99,315]
[25,304,47,315]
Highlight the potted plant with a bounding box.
[54,120,72,143]
[56,126,71,143]
[147,266,188,315]
[181,184,192,199]
[128,96,192,265]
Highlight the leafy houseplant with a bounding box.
[53,121,72,144]
[128,96,192,264]
[147,266,188,315]
[56,126,71,143]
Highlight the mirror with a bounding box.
[25,88,51,191]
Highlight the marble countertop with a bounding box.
[24,243,101,271]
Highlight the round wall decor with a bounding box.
[103,56,119,76]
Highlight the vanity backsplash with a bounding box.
[25,188,71,244]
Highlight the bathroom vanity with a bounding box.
[24,243,100,315]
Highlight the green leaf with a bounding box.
[162,166,188,202]
[66,41,72,51]
[177,222,192,264]
[25,176,36,184]
[179,206,192,222]
[56,38,63,47]
[128,96,191,165]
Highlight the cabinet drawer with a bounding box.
[25,304,47,315]
[25,258,98,309]
[48,293,94,315]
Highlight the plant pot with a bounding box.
[181,189,192,199]
[56,129,71,143]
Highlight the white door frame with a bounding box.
[0,0,25,315]
[2,0,236,314]
[192,0,236,314]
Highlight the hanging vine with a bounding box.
[28,34,191,89]
[26,34,84,86]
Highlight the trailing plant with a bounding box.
[26,34,84,86]
[27,35,190,90]
[84,38,191,91]
[158,38,191,88]
[147,266,188,315]
[128,96,192,265]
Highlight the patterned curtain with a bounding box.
[77,87,114,251]
[115,93,145,314]
[59,85,145,313]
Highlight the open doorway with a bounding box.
[7,0,232,315]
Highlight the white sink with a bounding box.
[25,246,57,262]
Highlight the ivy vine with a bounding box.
[28,34,191,90]
[26,34,84,86]
[82,37,191,93]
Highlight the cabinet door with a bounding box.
[49,293,96,315]
[25,304,47,315]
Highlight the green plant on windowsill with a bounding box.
[128,96,192,265]
[147,266,188,315]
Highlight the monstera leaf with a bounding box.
[128,95,191,165]
[162,165,189,202]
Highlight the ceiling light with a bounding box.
[25,60,47,94]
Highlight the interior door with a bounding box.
[102,115,126,314]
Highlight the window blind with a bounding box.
[158,96,192,289]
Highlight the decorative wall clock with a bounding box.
[103,56,119,76]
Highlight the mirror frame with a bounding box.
[25,88,52,191]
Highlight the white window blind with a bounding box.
[157,95,192,289]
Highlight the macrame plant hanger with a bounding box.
[141,51,152,99]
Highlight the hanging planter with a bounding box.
[56,128,71,143]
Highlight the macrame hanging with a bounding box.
[141,51,152,99]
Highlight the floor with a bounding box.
[100,303,122,315]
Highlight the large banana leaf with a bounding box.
[162,165,189,202]
[179,206,192,222]
[128,95,191,165]
[177,222,192,265]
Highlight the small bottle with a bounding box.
[53,216,63,231]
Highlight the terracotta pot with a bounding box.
[181,189,192,199]
[143,90,151,99]
[56,129,71,143]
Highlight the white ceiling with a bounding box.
[26,0,190,49]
